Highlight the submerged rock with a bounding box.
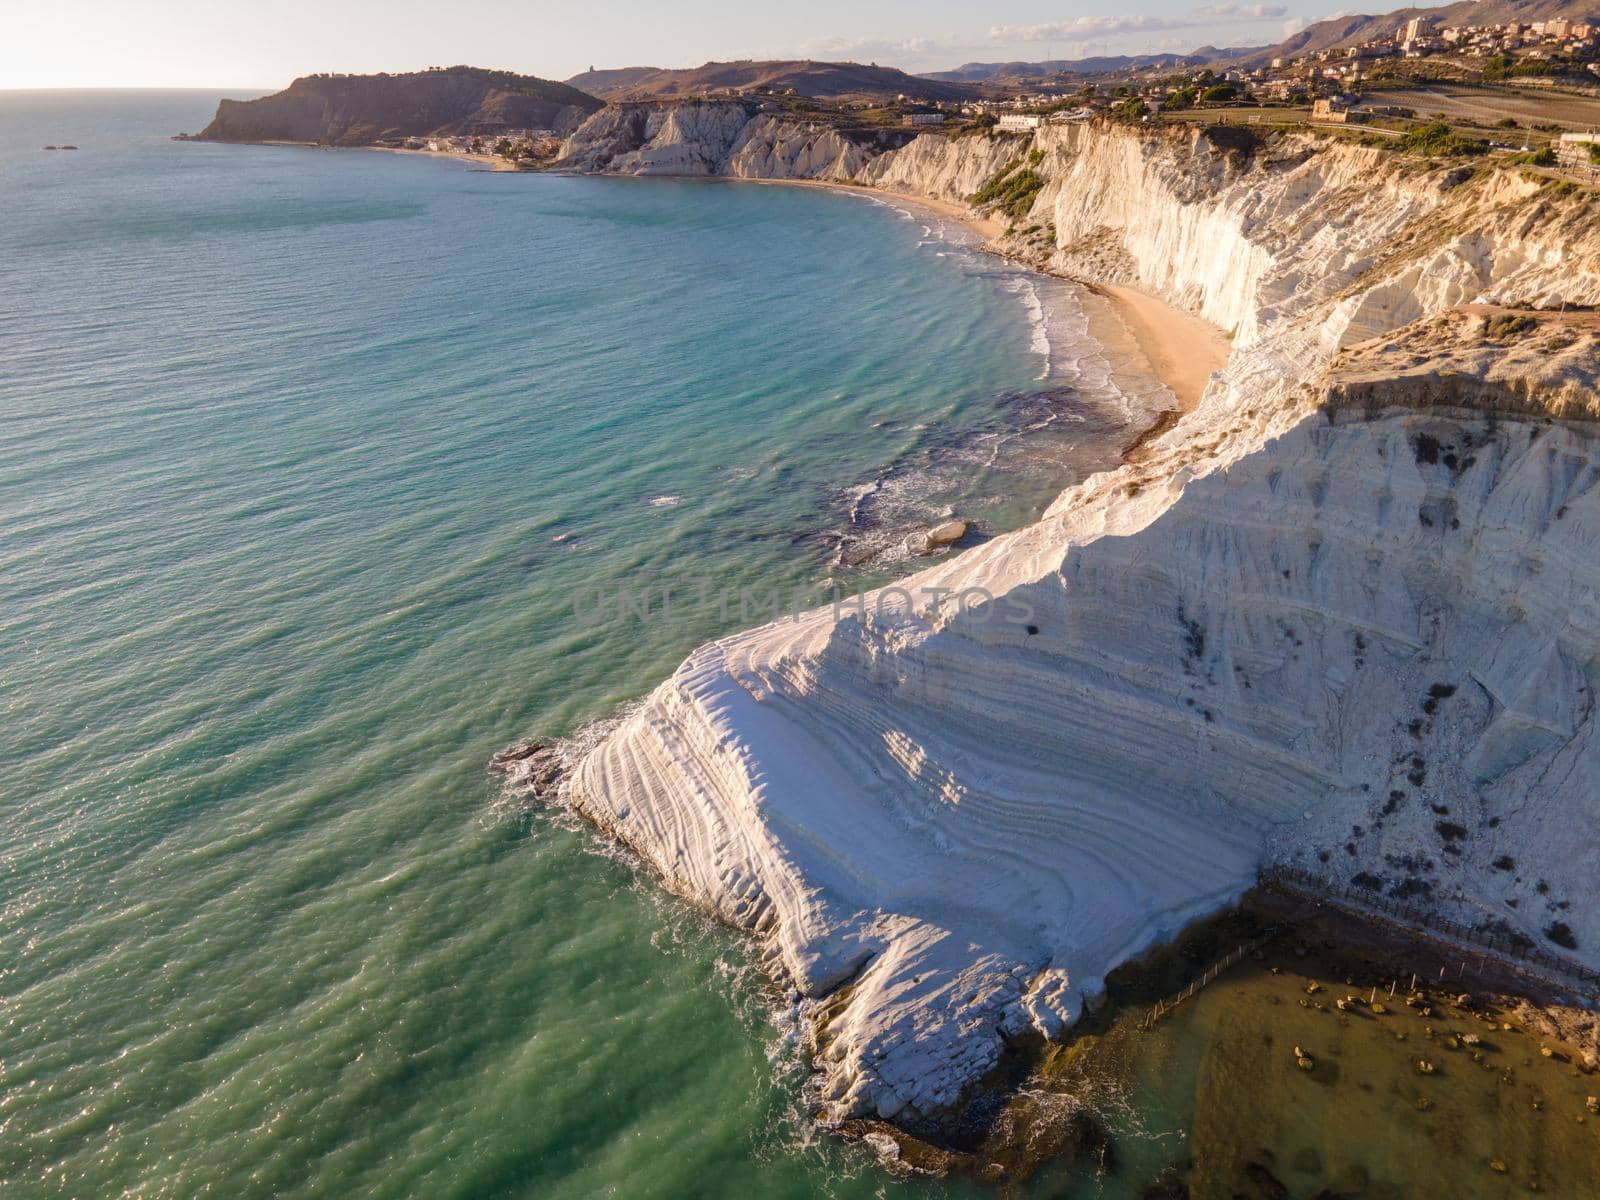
[490,740,543,765]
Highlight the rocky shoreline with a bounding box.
[497,730,1600,1189]
[500,106,1600,1154]
[814,884,1600,1186]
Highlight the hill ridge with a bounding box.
[561,58,978,102]
[195,66,603,146]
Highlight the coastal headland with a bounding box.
[507,99,1600,1145]
[193,69,1600,1172]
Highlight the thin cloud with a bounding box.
[991,4,1289,44]
[767,32,986,65]
[991,16,1191,42]
[793,35,947,58]
[1195,3,1289,17]
[766,2,1304,73]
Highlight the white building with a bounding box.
[1556,131,1600,169]
[997,113,1042,131]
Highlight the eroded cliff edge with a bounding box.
[510,111,1600,1130]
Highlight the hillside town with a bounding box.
[929,15,1600,116]
[899,13,1600,177]
[1246,14,1600,93]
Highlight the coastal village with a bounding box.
[940,15,1600,116]
[922,14,1600,171]
[382,128,566,160]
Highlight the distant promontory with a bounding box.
[193,66,603,146]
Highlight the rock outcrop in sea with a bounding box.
[505,107,1600,1132]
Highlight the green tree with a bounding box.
[1482,53,1515,81]
[1397,122,1486,157]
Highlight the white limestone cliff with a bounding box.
[520,113,1600,1128]
[556,101,1023,200]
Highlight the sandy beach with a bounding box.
[874,187,1008,241]
[1077,280,1231,462]
[738,176,1008,241]
[1089,282,1231,412]
[371,144,519,171]
[747,179,1227,414]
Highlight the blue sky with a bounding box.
[4,0,1375,88]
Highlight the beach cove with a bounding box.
[0,89,1195,1199]
[511,93,1600,1189]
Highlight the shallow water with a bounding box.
[1117,943,1600,1198]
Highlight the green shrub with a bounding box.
[1397,122,1487,157]
[1200,83,1237,103]
[1483,53,1555,81]
[1482,54,1512,80]
[1485,313,1537,340]
[1507,146,1556,166]
[971,158,1021,204]
[971,167,1046,219]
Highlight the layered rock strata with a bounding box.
[512,113,1600,1127]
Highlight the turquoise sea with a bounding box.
[0,91,1153,1197]
[11,88,1592,1200]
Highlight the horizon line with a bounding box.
[1,84,277,93]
